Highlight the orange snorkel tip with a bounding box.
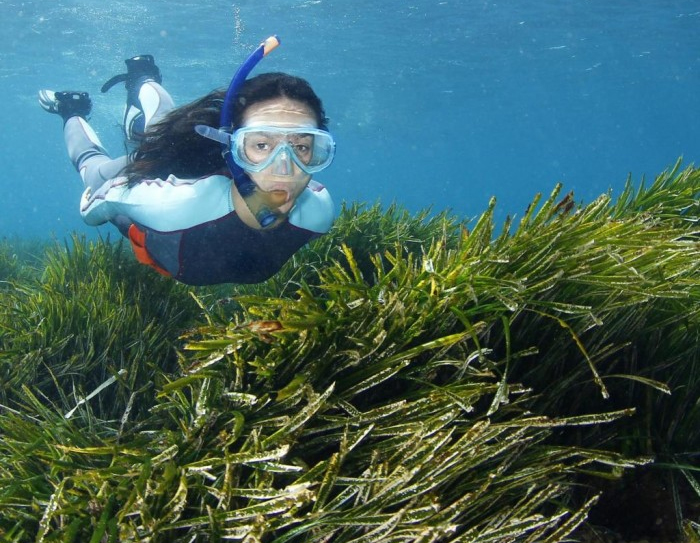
[262,36,280,56]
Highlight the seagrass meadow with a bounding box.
[0,164,698,543]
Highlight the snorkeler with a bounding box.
[38,37,335,286]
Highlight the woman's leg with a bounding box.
[124,81,175,145]
[103,54,175,145]
[66,79,174,193]
[63,116,127,194]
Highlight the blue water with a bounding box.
[2,0,699,239]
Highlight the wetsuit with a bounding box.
[62,81,334,285]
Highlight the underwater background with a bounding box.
[2,0,699,240]
[1,2,700,540]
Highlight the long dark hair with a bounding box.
[123,72,328,184]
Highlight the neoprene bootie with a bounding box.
[38,90,92,123]
[101,54,162,107]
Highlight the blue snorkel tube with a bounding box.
[219,36,281,228]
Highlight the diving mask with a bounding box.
[232,126,335,175]
[196,124,335,176]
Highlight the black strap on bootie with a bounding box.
[101,55,162,94]
[55,91,92,121]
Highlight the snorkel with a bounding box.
[209,35,284,228]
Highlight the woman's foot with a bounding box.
[38,90,92,121]
[101,54,162,102]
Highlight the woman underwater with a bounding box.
[38,37,335,286]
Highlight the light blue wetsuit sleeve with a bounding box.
[81,174,235,231]
[288,180,335,234]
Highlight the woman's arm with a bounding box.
[288,180,335,234]
[80,174,234,231]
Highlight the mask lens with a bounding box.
[241,131,279,166]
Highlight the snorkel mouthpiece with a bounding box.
[234,183,286,228]
[242,189,289,228]
[218,36,283,229]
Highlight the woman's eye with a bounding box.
[248,140,272,153]
[291,136,313,154]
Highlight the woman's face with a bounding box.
[240,97,317,214]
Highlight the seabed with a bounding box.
[0,163,698,542]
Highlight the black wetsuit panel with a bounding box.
[138,211,317,286]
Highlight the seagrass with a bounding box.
[0,164,697,542]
